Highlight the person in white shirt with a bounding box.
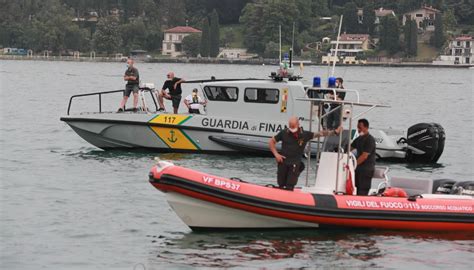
[184,88,207,114]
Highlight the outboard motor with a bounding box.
[450,181,474,196]
[432,179,457,194]
[405,123,446,163]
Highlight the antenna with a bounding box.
[290,22,295,68]
[279,25,282,64]
[331,15,343,77]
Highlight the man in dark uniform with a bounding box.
[269,116,342,191]
[351,118,376,195]
[118,58,140,112]
[157,72,185,114]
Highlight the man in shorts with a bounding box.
[157,72,185,114]
[269,116,342,191]
[118,58,139,112]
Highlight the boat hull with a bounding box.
[167,192,319,229]
[150,165,474,231]
[62,113,410,161]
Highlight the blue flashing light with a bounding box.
[328,76,336,87]
[313,76,321,87]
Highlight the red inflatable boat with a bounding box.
[149,160,474,231]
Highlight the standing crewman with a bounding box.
[269,116,342,191]
[118,58,140,112]
[157,72,185,114]
[327,77,345,129]
[351,119,376,195]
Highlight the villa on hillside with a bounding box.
[433,36,473,66]
[402,5,440,31]
[374,8,396,24]
[162,26,201,57]
[322,34,372,64]
[357,7,395,25]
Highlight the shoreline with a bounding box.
[1,55,472,69]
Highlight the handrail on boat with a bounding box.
[305,86,361,103]
[66,88,159,115]
[298,96,389,193]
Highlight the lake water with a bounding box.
[0,60,473,269]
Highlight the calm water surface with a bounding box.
[0,60,473,269]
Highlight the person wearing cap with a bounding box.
[269,116,342,191]
[118,58,139,112]
[184,88,207,114]
[157,72,185,114]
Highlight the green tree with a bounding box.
[200,17,210,57]
[263,41,279,58]
[442,8,457,32]
[433,14,445,48]
[182,33,201,57]
[311,0,330,17]
[159,0,186,27]
[342,2,359,34]
[222,30,235,47]
[296,0,312,32]
[361,4,375,35]
[209,9,220,57]
[144,26,163,52]
[380,16,400,55]
[65,24,90,51]
[404,19,417,57]
[240,0,299,55]
[240,2,265,53]
[92,16,123,55]
[120,18,147,52]
[261,0,299,50]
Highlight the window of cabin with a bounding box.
[244,88,279,104]
[204,86,239,102]
[416,13,423,17]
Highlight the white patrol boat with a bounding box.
[60,68,445,163]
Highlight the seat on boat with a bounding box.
[303,152,356,195]
[369,167,390,195]
[369,167,436,196]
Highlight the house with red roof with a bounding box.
[433,36,473,65]
[322,33,372,64]
[162,26,201,57]
[329,34,371,55]
[402,5,440,31]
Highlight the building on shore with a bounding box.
[162,26,201,57]
[322,34,371,64]
[217,48,257,60]
[402,5,440,31]
[433,36,473,65]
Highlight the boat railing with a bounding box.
[305,86,360,103]
[66,88,159,115]
[297,97,389,192]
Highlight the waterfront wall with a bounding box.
[1,54,472,68]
